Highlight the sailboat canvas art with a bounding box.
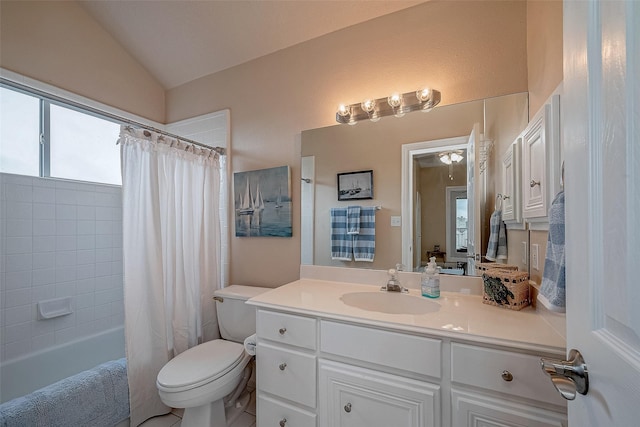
[234,166,292,237]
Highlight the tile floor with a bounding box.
[138,390,256,427]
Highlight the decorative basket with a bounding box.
[482,269,530,310]
[476,262,519,273]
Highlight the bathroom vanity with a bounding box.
[248,271,567,427]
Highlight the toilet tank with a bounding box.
[214,285,271,343]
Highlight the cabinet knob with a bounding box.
[530,179,541,188]
[279,418,287,426]
[279,327,287,335]
[501,370,514,382]
[279,363,287,371]
[344,402,352,413]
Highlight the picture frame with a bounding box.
[233,165,292,237]
[337,170,373,201]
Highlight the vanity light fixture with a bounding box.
[336,88,441,124]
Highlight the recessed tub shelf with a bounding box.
[37,296,73,320]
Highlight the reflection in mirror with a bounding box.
[301,93,528,275]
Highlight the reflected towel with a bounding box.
[538,191,566,313]
[331,208,352,261]
[486,209,507,261]
[353,207,376,262]
[346,205,361,235]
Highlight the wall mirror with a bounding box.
[301,92,528,275]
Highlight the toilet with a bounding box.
[156,285,270,427]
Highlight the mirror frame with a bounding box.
[401,136,468,270]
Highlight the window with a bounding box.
[0,84,122,185]
[446,186,468,262]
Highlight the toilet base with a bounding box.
[181,399,226,427]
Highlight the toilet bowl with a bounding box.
[156,285,270,427]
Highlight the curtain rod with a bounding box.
[0,78,226,155]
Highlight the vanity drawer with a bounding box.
[320,320,441,378]
[451,343,566,406]
[258,394,317,427]
[257,342,317,408]
[257,309,317,350]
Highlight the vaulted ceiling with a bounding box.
[79,0,423,89]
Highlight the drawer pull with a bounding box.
[501,370,514,382]
[279,418,287,426]
[279,362,287,371]
[344,402,352,413]
[530,179,541,188]
[279,327,287,335]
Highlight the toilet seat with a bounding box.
[157,339,246,393]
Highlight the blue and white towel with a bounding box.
[486,209,507,261]
[331,208,352,261]
[538,191,566,312]
[346,205,361,235]
[353,207,376,262]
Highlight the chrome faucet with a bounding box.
[381,268,408,293]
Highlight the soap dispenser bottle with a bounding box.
[421,257,440,298]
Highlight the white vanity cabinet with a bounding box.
[255,310,318,427]
[254,306,566,427]
[521,94,562,224]
[450,343,567,427]
[501,135,522,223]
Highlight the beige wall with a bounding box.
[0,1,165,122]
[168,1,528,287]
[527,0,563,120]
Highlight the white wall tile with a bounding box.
[31,318,54,337]
[2,174,33,186]
[31,332,55,351]
[31,284,56,303]
[5,305,31,325]
[32,178,56,189]
[55,235,76,251]
[55,326,78,344]
[76,191,96,206]
[6,202,32,220]
[76,264,95,280]
[95,262,111,277]
[4,289,31,308]
[76,293,94,309]
[76,307,94,324]
[76,250,95,265]
[95,276,111,291]
[3,321,31,344]
[77,206,95,220]
[77,220,95,235]
[95,234,113,249]
[55,251,76,268]
[6,254,32,272]
[53,312,76,330]
[76,235,95,250]
[33,203,56,220]
[76,278,95,294]
[4,271,31,290]
[32,187,56,204]
[32,252,55,270]
[33,236,56,252]
[95,221,112,235]
[55,189,77,205]
[55,267,76,283]
[5,184,33,202]
[4,338,31,360]
[5,237,32,254]
[32,268,55,286]
[95,248,111,263]
[56,204,76,220]
[6,220,32,237]
[94,303,111,320]
[55,281,76,297]
[76,321,96,338]
[33,219,55,236]
[55,220,76,235]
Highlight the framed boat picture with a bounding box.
[337,170,373,201]
[233,165,292,237]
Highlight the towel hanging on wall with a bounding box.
[353,206,376,262]
[330,208,352,261]
[538,191,566,312]
[486,209,507,261]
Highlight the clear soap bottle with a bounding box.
[421,256,440,298]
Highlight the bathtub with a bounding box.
[0,326,126,403]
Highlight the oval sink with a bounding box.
[340,291,440,315]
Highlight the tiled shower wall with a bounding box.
[0,173,123,362]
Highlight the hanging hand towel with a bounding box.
[486,209,507,261]
[346,205,361,235]
[353,207,376,262]
[538,191,566,313]
[330,208,352,261]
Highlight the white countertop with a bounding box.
[247,278,566,354]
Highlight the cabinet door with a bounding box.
[501,137,522,223]
[451,389,567,427]
[319,360,440,427]
[522,105,549,219]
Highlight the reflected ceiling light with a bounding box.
[336,87,441,124]
[439,151,464,165]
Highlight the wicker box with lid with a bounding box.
[476,262,519,273]
[482,268,530,310]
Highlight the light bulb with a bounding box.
[337,104,351,117]
[416,88,432,102]
[361,98,376,113]
[451,152,464,163]
[439,153,452,165]
[387,93,402,108]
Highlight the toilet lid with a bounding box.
[157,339,246,390]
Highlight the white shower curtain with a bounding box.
[119,127,223,426]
